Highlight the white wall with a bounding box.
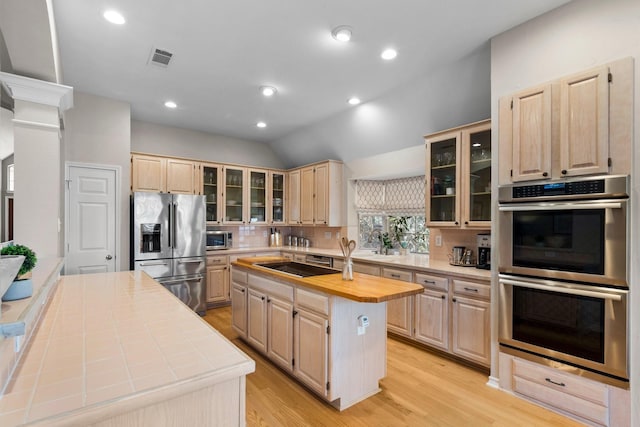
[131,120,285,169]
[269,44,491,168]
[491,0,640,424]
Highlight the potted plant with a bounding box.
[1,244,37,301]
[389,216,410,254]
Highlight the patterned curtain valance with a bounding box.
[356,176,425,216]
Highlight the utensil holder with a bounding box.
[342,258,353,281]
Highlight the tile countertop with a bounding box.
[0,271,255,426]
[210,246,492,282]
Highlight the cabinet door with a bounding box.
[294,309,328,397]
[223,166,246,224]
[248,169,268,224]
[288,169,301,225]
[270,171,286,224]
[206,265,229,303]
[314,163,328,225]
[267,296,293,372]
[559,66,609,177]
[414,289,449,351]
[426,132,461,226]
[166,158,196,194]
[131,154,166,192]
[202,164,222,223]
[300,166,315,224]
[512,84,552,182]
[451,295,490,366]
[231,283,247,337]
[462,122,492,227]
[383,268,413,337]
[247,288,268,354]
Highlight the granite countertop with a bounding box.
[0,271,254,426]
[233,256,424,303]
[211,246,491,281]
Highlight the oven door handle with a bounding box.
[500,278,623,301]
[498,202,623,212]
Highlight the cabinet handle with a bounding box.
[441,295,446,300]
[261,296,265,301]
[542,172,549,177]
[267,298,271,303]
[452,298,457,302]
[561,169,567,175]
[545,378,566,387]
[391,274,400,278]
[464,287,479,293]
[464,221,468,225]
[293,310,298,317]
[423,279,435,284]
[241,289,245,293]
[454,221,459,225]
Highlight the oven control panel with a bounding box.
[512,179,605,199]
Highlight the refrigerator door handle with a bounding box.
[167,202,172,248]
[172,203,178,249]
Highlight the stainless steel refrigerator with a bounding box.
[131,192,206,315]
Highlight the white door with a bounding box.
[66,164,118,274]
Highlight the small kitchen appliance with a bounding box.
[476,233,490,270]
[206,228,233,250]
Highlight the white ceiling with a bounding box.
[50,0,570,144]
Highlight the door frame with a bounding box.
[64,162,122,272]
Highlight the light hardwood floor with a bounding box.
[204,307,582,427]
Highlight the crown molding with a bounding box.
[0,72,73,111]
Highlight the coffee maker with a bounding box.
[476,233,491,270]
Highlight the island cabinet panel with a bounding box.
[231,269,248,338]
[247,288,268,354]
[267,296,294,372]
[294,308,329,397]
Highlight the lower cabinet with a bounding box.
[267,295,294,372]
[382,267,414,338]
[206,255,229,305]
[294,308,328,396]
[414,288,449,351]
[451,279,490,366]
[247,288,268,353]
[230,269,248,337]
[499,353,630,427]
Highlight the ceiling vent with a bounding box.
[148,48,173,67]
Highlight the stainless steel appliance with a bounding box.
[498,175,629,287]
[305,254,333,268]
[477,233,490,270]
[206,227,232,250]
[131,192,206,315]
[499,274,628,385]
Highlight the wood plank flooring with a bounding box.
[203,307,582,427]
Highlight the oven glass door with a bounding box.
[513,208,604,274]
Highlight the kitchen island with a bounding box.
[231,256,423,410]
[0,271,255,426]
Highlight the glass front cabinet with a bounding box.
[425,120,491,228]
[248,169,267,224]
[223,166,245,224]
[269,171,286,224]
[202,164,222,224]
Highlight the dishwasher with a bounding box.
[305,254,333,268]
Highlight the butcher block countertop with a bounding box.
[0,271,254,427]
[232,256,424,303]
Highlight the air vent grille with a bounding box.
[149,48,173,67]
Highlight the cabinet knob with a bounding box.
[441,295,446,300]
[241,289,245,293]
[542,172,549,177]
[267,298,271,303]
[464,221,468,225]
[261,296,265,301]
[561,169,567,175]
[452,298,457,302]
[454,221,459,226]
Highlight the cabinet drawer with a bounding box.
[452,279,490,299]
[231,268,248,285]
[249,274,293,301]
[513,376,608,426]
[352,263,381,276]
[382,268,412,282]
[207,255,229,266]
[333,258,344,270]
[295,287,329,316]
[512,358,608,406]
[415,273,448,292]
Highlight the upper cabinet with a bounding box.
[500,58,633,184]
[290,161,343,227]
[425,120,491,228]
[248,168,268,224]
[202,164,222,223]
[269,171,286,224]
[222,166,246,224]
[131,153,199,194]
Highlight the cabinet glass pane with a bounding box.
[468,129,491,222]
[429,138,457,222]
[225,169,244,221]
[203,166,218,222]
[271,173,284,223]
[250,171,266,222]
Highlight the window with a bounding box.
[359,214,429,253]
[6,164,14,193]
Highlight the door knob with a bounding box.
[106,254,113,260]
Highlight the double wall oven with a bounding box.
[498,175,629,386]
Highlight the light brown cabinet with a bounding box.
[289,160,343,226]
[206,255,229,305]
[269,171,286,224]
[451,279,490,366]
[247,287,268,353]
[500,58,633,184]
[414,273,449,351]
[222,166,246,224]
[131,154,200,194]
[294,306,328,396]
[382,267,413,338]
[202,164,223,223]
[231,269,248,337]
[425,120,491,228]
[267,295,294,372]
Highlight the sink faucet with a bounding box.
[370,230,383,255]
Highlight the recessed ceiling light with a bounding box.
[472,143,482,147]
[348,97,361,105]
[260,86,277,97]
[331,26,352,42]
[381,48,398,60]
[256,121,267,128]
[164,101,177,109]
[103,10,125,25]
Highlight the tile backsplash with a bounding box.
[210,225,346,250]
[429,228,490,262]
